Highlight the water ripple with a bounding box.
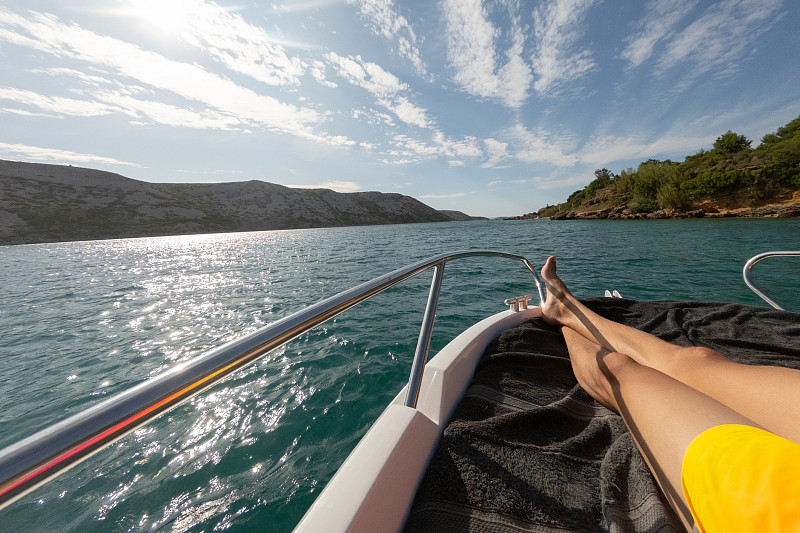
[1,220,798,531]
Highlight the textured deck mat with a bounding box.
[404,299,800,532]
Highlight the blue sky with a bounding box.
[0,0,797,217]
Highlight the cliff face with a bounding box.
[0,160,454,245]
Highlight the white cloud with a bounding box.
[127,0,306,87]
[310,60,338,88]
[443,0,532,108]
[531,0,598,95]
[176,168,243,174]
[0,8,353,144]
[0,107,59,118]
[433,132,482,157]
[418,192,466,199]
[290,180,362,192]
[500,23,533,106]
[325,54,452,161]
[579,132,716,166]
[388,131,483,163]
[448,160,465,167]
[578,103,795,169]
[505,123,578,166]
[379,96,432,128]
[346,0,426,75]
[325,52,434,134]
[534,173,592,190]
[353,108,397,127]
[29,67,113,87]
[0,87,118,117]
[380,157,416,165]
[655,0,782,78]
[486,177,535,187]
[482,138,509,168]
[95,91,243,129]
[0,142,143,167]
[390,134,439,159]
[2,71,238,130]
[620,0,698,69]
[325,52,407,98]
[0,81,273,132]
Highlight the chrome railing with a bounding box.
[0,250,544,509]
[743,251,800,311]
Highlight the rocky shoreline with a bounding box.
[510,193,800,221]
[549,203,797,220]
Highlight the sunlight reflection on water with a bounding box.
[0,220,798,532]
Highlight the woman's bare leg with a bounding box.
[542,256,800,442]
[562,327,759,531]
[541,256,689,368]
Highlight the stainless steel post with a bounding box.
[404,262,445,408]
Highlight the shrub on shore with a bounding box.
[538,115,800,216]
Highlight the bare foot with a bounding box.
[542,256,618,360]
[540,256,578,328]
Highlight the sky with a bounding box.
[0,1,798,217]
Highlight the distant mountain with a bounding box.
[437,210,486,221]
[0,160,461,245]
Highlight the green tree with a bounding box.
[539,115,800,215]
[593,168,613,186]
[656,184,689,210]
[713,131,751,154]
[583,168,614,198]
[760,116,800,148]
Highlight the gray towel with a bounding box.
[404,299,800,532]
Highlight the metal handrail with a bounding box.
[743,251,800,311]
[0,250,544,509]
[405,262,445,408]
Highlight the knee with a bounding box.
[670,346,729,375]
[575,350,638,412]
[598,351,640,379]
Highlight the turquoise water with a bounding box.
[1,219,798,532]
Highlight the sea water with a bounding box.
[1,219,798,532]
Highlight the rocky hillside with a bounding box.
[0,160,458,245]
[521,185,800,220]
[437,210,486,221]
[519,116,800,220]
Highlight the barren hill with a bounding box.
[436,209,486,221]
[0,160,456,245]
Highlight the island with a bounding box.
[513,116,800,220]
[0,160,481,245]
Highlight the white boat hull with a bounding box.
[295,306,542,532]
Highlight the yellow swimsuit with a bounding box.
[681,424,800,532]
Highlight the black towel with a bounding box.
[404,299,800,532]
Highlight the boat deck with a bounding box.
[404,298,800,532]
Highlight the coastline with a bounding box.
[0,159,483,246]
[510,192,800,221]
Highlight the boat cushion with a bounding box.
[403,299,800,533]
